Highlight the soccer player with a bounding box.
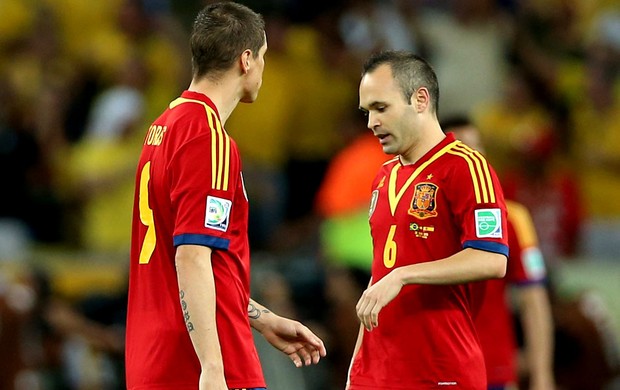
[125,3,326,390]
[443,117,556,390]
[347,51,509,389]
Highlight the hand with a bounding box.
[356,269,403,331]
[260,315,327,367]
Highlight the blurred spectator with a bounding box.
[314,111,388,389]
[416,0,514,118]
[46,0,187,113]
[551,290,620,390]
[473,68,583,265]
[0,74,64,251]
[568,14,620,228]
[472,68,557,175]
[512,0,586,94]
[508,0,620,256]
[226,11,296,250]
[337,0,421,65]
[61,57,148,255]
[281,11,357,225]
[0,269,42,389]
[36,266,126,389]
[1,1,620,389]
[0,265,125,389]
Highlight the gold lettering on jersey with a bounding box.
[144,125,168,146]
[409,223,435,239]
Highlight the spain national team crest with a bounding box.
[408,182,438,219]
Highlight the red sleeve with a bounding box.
[169,131,238,248]
[447,144,509,256]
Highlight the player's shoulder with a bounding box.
[444,141,490,165]
[168,97,216,122]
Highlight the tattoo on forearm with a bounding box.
[180,290,195,332]
[248,303,271,319]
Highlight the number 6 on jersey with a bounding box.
[383,225,397,268]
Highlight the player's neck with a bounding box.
[188,74,241,125]
[400,121,446,165]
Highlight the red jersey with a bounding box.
[475,200,547,386]
[348,134,509,390]
[126,91,265,389]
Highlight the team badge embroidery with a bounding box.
[205,196,232,231]
[408,182,438,219]
[474,208,502,238]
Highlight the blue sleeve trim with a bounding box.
[514,279,548,287]
[173,233,230,250]
[463,240,509,257]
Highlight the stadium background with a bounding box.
[0,0,619,389]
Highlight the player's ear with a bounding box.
[412,87,430,113]
[240,49,252,74]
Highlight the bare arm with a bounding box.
[396,248,506,285]
[248,299,326,367]
[517,285,556,390]
[175,244,227,390]
[357,248,506,330]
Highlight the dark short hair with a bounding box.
[362,51,440,114]
[190,2,265,79]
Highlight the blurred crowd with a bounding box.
[1,0,620,389]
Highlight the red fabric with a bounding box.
[126,91,264,389]
[349,134,509,389]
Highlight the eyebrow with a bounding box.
[363,101,386,111]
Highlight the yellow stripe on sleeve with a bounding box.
[457,143,496,203]
[447,149,482,203]
[448,143,497,204]
[168,97,231,191]
[206,106,230,191]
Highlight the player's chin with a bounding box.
[240,87,260,104]
[381,144,396,155]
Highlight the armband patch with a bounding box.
[205,196,232,231]
[475,208,502,238]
